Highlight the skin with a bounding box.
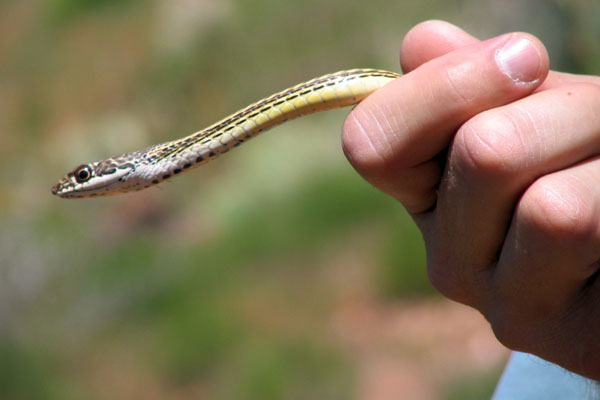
[342,20,600,379]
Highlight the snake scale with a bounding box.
[52,69,400,198]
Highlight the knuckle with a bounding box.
[488,311,527,350]
[487,304,562,354]
[442,62,480,109]
[451,111,528,178]
[519,175,596,240]
[427,258,457,300]
[485,298,541,351]
[426,251,474,305]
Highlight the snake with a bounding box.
[52,69,400,198]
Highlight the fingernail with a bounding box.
[495,36,542,84]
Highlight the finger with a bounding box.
[429,83,600,304]
[488,157,600,378]
[400,21,599,90]
[494,156,600,316]
[400,20,479,72]
[539,71,600,90]
[343,33,549,213]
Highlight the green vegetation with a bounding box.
[1,0,597,398]
[444,364,505,400]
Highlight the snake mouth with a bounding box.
[51,179,78,197]
[51,183,62,196]
[51,181,121,198]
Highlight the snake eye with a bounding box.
[74,165,93,183]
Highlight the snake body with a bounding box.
[52,69,400,198]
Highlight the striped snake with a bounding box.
[52,69,400,198]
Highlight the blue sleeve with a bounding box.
[493,352,599,400]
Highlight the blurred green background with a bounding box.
[1,0,598,399]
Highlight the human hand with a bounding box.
[342,20,600,379]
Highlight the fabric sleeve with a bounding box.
[492,352,599,400]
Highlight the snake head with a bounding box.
[51,158,136,198]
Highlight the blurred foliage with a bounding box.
[443,363,505,400]
[0,0,597,398]
[45,0,140,25]
[0,341,57,400]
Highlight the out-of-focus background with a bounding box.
[1,0,598,399]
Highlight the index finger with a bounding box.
[342,33,549,210]
[401,21,598,89]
